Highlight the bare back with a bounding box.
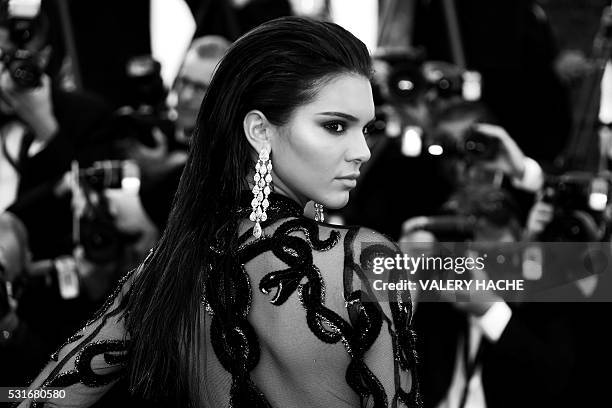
[17,193,420,408]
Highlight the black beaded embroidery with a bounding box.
[205,192,422,408]
[25,193,422,407]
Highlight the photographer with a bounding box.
[124,35,230,230]
[345,96,544,239]
[433,102,544,197]
[411,0,572,167]
[0,44,64,211]
[0,2,113,213]
[404,185,574,408]
[2,35,232,356]
[524,187,612,407]
[1,161,154,386]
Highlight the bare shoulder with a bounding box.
[312,222,397,245]
[341,225,402,262]
[351,226,397,245]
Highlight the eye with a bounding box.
[323,121,346,134]
[363,122,376,135]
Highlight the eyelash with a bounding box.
[323,121,374,135]
[323,121,346,134]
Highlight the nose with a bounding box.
[346,130,371,164]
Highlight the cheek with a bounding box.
[276,125,341,182]
[272,123,353,209]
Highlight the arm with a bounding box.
[474,123,544,193]
[15,268,137,408]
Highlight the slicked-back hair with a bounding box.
[124,16,372,407]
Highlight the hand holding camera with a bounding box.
[470,123,526,180]
[0,0,57,143]
[0,71,57,142]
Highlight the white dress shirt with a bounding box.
[436,302,513,408]
[0,122,26,211]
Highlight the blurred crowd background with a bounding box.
[1,0,612,407]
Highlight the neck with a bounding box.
[244,170,307,208]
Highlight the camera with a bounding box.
[539,173,609,242]
[425,126,500,161]
[0,0,43,89]
[373,48,482,106]
[79,160,140,191]
[422,61,466,100]
[125,56,167,109]
[381,51,427,104]
[74,161,140,263]
[114,56,173,147]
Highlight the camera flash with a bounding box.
[462,71,482,101]
[589,178,608,211]
[401,126,422,157]
[8,0,41,19]
[397,79,414,91]
[121,177,141,193]
[427,144,443,156]
[121,160,141,194]
[589,192,608,211]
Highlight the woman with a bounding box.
[18,17,420,408]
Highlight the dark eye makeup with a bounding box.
[319,115,377,135]
[323,121,347,134]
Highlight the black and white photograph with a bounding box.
[1,0,611,407]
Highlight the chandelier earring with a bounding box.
[250,144,272,238]
[314,202,325,222]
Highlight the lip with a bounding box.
[336,173,360,180]
[336,174,358,188]
[338,178,357,188]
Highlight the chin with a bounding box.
[322,190,350,210]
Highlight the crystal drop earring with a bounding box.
[314,202,325,222]
[250,145,272,238]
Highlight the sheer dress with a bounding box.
[17,192,421,408]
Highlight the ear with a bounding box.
[243,110,272,154]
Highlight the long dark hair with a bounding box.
[124,16,372,406]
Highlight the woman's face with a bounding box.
[270,73,374,209]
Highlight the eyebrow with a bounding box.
[317,112,376,124]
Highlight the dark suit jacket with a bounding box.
[413,301,575,408]
[8,88,114,260]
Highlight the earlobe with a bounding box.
[244,110,271,152]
